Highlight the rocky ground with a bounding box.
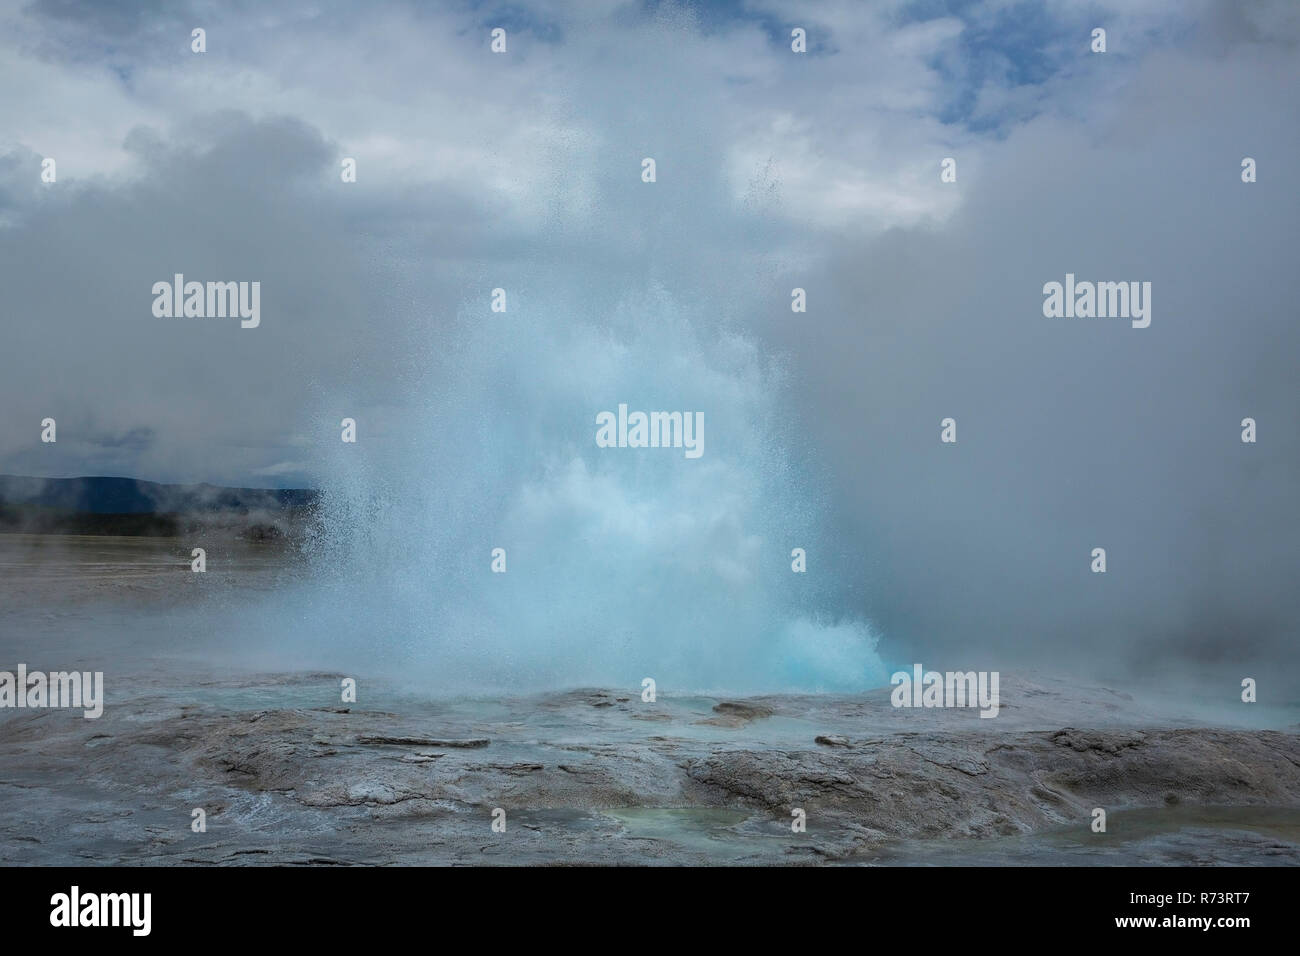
[2,532,1297,866]
[2,671,1298,865]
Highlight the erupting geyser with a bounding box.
[268,284,886,695]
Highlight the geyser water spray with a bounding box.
[260,282,886,695]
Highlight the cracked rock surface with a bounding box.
[2,672,1297,865]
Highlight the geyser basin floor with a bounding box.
[1,534,1297,865]
[1,675,1298,866]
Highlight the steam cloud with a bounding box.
[1,0,1297,693]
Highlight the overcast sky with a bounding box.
[1,0,1297,681]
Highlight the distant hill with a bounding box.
[0,475,320,537]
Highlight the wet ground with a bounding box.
[1,533,1297,866]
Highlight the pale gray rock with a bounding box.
[0,673,1297,865]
